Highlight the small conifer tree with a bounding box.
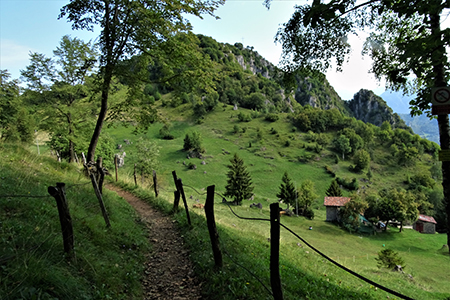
[326,179,343,197]
[224,153,254,205]
[277,172,297,209]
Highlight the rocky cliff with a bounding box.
[346,89,408,129]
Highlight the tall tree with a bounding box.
[277,171,297,209]
[21,35,97,162]
[268,0,450,251]
[297,180,318,213]
[325,179,343,197]
[59,0,223,163]
[224,153,254,205]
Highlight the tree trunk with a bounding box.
[430,12,450,252]
[87,73,111,163]
[87,3,114,163]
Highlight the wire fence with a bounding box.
[181,180,414,300]
[0,176,109,265]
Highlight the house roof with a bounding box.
[323,197,351,207]
[417,214,437,224]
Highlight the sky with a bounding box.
[0,0,386,100]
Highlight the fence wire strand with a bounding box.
[0,194,51,199]
[218,234,273,298]
[278,223,414,300]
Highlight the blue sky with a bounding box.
[0,0,385,99]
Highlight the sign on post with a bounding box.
[431,87,450,115]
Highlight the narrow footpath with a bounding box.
[106,185,203,300]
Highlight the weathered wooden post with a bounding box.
[134,164,137,186]
[114,155,118,182]
[270,202,283,300]
[85,165,111,228]
[153,170,158,197]
[96,157,105,195]
[205,185,222,268]
[48,182,74,259]
[177,178,192,226]
[172,171,181,211]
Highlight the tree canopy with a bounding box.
[59,0,223,162]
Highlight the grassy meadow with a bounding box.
[99,102,449,299]
[11,101,449,299]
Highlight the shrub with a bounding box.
[304,207,315,220]
[233,125,240,134]
[159,124,174,140]
[237,112,252,122]
[375,249,405,269]
[265,113,279,122]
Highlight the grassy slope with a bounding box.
[101,102,449,299]
[0,143,150,300]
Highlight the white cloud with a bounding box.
[0,39,35,79]
[325,34,386,100]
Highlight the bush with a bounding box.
[159,124,174,140]
[264,113,279,122]
[303,207,315,220]
[237,112,252,122]
[375,249,405,269]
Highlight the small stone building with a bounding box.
[324,197,351,222]
[413,214,437,234]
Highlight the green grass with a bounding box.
[17,102,450,300]
[0,143,149,300]
[98,102,450,299]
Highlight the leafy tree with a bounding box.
[135,137,160,178]
[224,153,254,205]
[340,195,368,232]
[59,0,222,162]
[267,0,450,252]
[325,179,343,197]
[0,71,34,142]
[183,131,204,155]
[353,149,370,172]
[297,180,318,216]
[333,134,351,160]
[277,172,297,210]
[21,35,97,162]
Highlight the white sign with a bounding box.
[432,87,450,105]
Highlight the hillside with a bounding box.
[3,32,449,300]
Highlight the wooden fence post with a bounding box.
[48,182,74,259]
[134,164,137,186]
[96,157,104,195]
[153,170,158,197]
[205,185,222,268]
[177,178,192,226]
[114,155,118,182]
[85,164,111,228]
[172,171,180,211]
[270,202,283,300]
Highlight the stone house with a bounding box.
[413,214,437,234]
[324,197,351,222]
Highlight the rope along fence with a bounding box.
[171,170,414,300]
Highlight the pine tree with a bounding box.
[224,153,254,205]
[276,172,297,209]
[326,179,343,197]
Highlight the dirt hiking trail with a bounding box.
[106,185,203,300]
